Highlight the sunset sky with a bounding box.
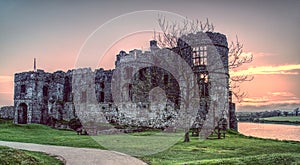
[0,0,299,111]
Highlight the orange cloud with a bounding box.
[231,64,300,76]
[0,76,13,82]
[267,92,295,97]
[238,91,300,109]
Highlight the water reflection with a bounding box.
[238,122,300,141]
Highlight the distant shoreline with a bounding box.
[238,120,300,126]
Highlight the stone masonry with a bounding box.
[13,31,237,131]
[0,106,14,119]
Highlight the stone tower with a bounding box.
[14,70,49,124]
[13,31,237,131]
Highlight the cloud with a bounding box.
[253,52,275,57]
[238,103,300,112]
[237,91,300,111]
[0,76,13,82]
[231,64,300,76]
[267,92,295,97]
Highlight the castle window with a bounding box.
[139,70,146,81]
[21,85,26,93]
[193,46,207,66]
[100,82,105,89]
[43,86,48,97]
[128,84,133,101]
[164,75,169,85]
[200,73,209,97]
[200,73,209,83]
[81,91,87,103]
[99,91,104,102]
[125,67,133,79]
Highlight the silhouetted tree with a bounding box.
[294,108,299,116]
[156,15,253,102]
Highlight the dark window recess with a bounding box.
[128,84,132,101]
[63,76,71,101]
[125,67,133,79]
[99,91,105,102]
[139,70,146,81]
[100,82,105,89]
[81,91,87,103]
[43,86,48,97]
[164,75,169,84]
[21,85,26,93]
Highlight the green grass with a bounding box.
[0,119,103,149]
[259,116,300,124]
[1,119,300,164]
[0,146,62,165]
[140,130,300,165]
[92,131,183,156]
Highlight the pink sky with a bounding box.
[0,1,299,111]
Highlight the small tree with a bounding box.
[294,108,299,116]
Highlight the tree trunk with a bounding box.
[184,132,190,142]
[217,128,221,139]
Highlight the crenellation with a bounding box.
[12,31,237,131]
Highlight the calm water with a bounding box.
[238,122,300,141]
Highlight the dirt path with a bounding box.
[0,141,147,165]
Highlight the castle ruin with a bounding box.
[13,31,237,132]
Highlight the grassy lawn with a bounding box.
[1,119,300,164]
[0,119,103,149]
[92,131,183,156]
[140,131,300,164]
[0,146,62,165]
[259,116,300,124]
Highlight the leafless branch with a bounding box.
[156,15,253,103]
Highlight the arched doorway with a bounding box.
[18,103,28,124]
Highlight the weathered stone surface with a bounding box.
[13,31,237,132]
[0,106,14,119]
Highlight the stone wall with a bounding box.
[13,31,236,132]
[0,106,14,119]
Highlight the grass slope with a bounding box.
[140,131,300,164]
[1,119,300,164]
[0,119,103,149]
[0,146,62,165]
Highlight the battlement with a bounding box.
[13,31,236,131]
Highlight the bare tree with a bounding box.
[228,36,253,102]
[157,15,214,48]
[156,15,253,102]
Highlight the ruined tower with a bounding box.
[13,31,236,131]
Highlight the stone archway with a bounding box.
[17,103,28,124]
